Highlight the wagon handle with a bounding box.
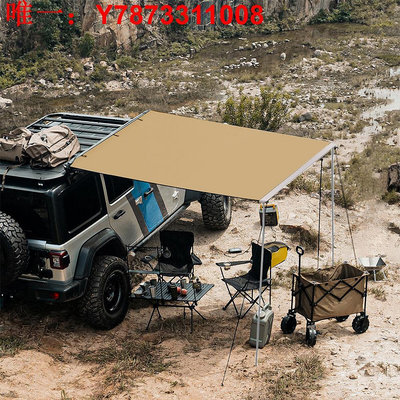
[296,246,304,277]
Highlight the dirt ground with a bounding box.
[0,196,399,400]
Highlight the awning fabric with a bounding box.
[71,111,334,202]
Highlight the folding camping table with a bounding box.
[132,281,214,333]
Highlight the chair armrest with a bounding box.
[216,260,251,267]
[129,269,160,275]
[191,253,202,266]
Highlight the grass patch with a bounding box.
[77,338,169,394]
[382,190,400,204]
[377,54,400,66]
[0,336,26,357]
[370,286,387,301]
[268,354,325,400]
[281,225,320,251]
[77,339,168,374]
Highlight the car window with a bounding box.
[1,189,53,241]
[63,175,104,234]
[104,175,133,203]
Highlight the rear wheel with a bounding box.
[0,212,29,286]
[78,256,130,329]
[200,194,232,230]
[335,316,349,323]
[352,314,369,334]
[281,314,297,334]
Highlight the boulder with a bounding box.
[388,163,400,191]
[0,97,12,109]
[84,62,94,71]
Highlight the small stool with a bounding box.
[358,257,387,282]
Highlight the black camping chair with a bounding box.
[155,230,202,280]
[216,242,273,319]
[138,230,202,281]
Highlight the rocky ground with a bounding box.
[1,8,400,400]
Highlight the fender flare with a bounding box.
[74,229,127,280]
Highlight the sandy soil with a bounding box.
[0,196,399,400]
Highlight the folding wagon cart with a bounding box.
[281,246,369,347]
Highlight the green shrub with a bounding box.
[115,56,136,69]
[218,86,293,132]
[78,33,95,58]
[91,65,111,82]
[310,0,397,25]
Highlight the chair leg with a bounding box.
[190,307,194,334]
[239,286,270,319]
[222,290,240,311]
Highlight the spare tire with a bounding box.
[200,194,232,230]
[0,211,29,286]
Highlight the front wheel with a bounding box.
[306,324,317,347]
[200,194,232,230]
[281,314,297,334]
[78,256,130,330]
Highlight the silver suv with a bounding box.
[0,113,232,329]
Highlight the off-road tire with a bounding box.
[200,194,232,230]
[78,256,130,330]
[0,211,29,286]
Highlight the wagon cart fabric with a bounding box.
[296,263,367,322]
[281,247,369,347]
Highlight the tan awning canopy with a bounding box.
[71,111,334,202]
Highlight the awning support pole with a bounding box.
[331,147,335,267]
[255,202,266,367]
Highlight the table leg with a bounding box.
[146,305,159,330]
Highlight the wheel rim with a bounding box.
[223,196,230,214]
[103,270,125,314]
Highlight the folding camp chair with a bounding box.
[134,230,202,282]
[155,230,202,280]
[217,241,289,318]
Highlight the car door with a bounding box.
[102,175,171,246]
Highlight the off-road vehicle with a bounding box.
[0,113,232,329]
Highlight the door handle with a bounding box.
[113,209,126,220]
[135,196,143,205]
[144,187,154,198]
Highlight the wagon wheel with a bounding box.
[306,324,317,347]
[281,314,297,334]
[335,316,349,322]
[352,314,369,334]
